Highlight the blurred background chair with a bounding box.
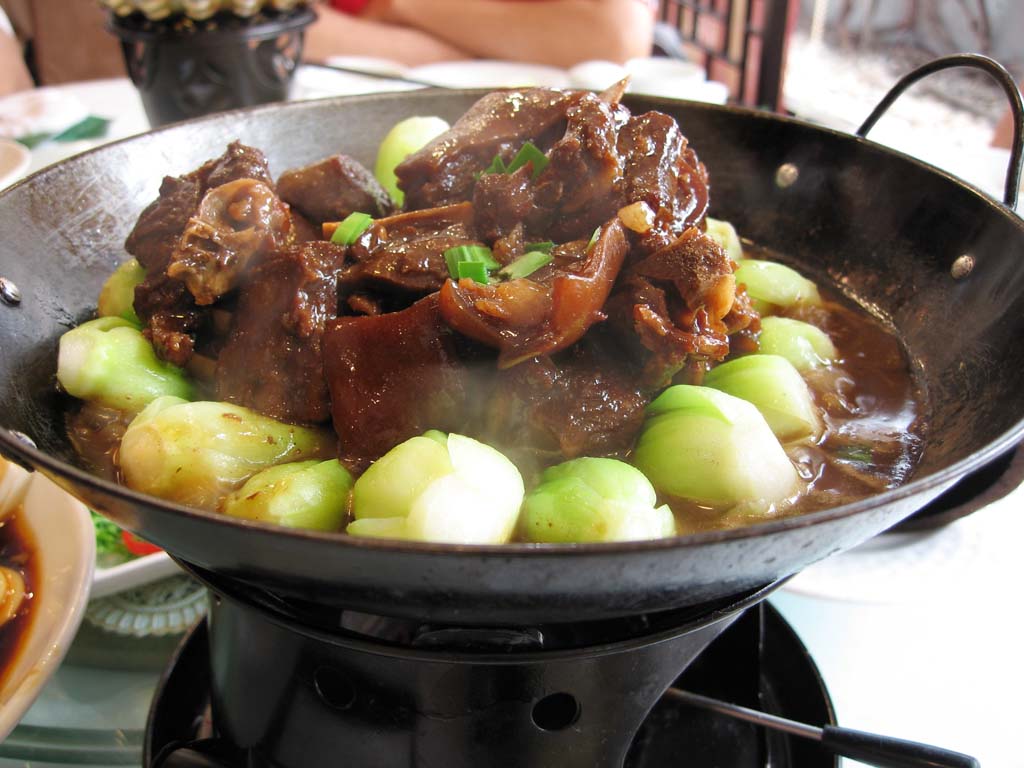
[1,0,124,86]
[654,0,799,110]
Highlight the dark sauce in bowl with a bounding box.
[0,508,37,691]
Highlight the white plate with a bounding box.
[408,60,570,89]
[293,61,423,101]
[91,551,182,600]
[0,459,94,740]
[0,139,29,189]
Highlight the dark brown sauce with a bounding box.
[0,506,37,692]
[67,403,133,483]
[672,247,925,534]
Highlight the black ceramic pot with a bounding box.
[109,7,316,127]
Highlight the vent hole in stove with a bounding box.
[314,666,357,711]
[532,692,580,731]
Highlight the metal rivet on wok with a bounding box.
[774,163,799,188]
[951,254,975,280]
[0,276,21,305]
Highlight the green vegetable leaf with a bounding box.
[90,510,133,562]
[53,116,111,143]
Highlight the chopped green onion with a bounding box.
[457,261,489,284]
[524,240,555,254]
[331,212,374,246]
[587,227,601,250]
[506,141,549,179]
[498,251,553,281]
[444,244,498,279]
[481,154,507,176]
[837,444,873,464]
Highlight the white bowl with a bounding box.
[0,458,94,739]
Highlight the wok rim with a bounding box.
[2,88,1023,559]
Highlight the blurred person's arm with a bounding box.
[0,28,32,96]
[385,0,655,67]
[304,5,471,65]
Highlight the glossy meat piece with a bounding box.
[341,203,478,295]
[167,179,292,306]
[277,155,394,224]
[215,241,347,424]
[125,142,274,271]
[632,227,735,320]
[439,219,629,368]
[394,88,584,210]
[202,140,274,189]
[473,167,534,242]
[133,272,204,367]
[482,344,649,470]
[618,112,709,254]
[125,175,203,273]
[531,94,626,242]
[606,274,730,388]
[323,294,471,468]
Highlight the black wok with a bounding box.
[2,57,1023,624]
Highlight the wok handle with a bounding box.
[856,53,1024,209]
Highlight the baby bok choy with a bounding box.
[222,459,353,532]
[634,386,800,508]
[97,258,146,325]
[704,217,743,263]
[348,431,524,544]
[703,354,823,442]
[519,458,675,543]
[757,316,837,372]
[119,396,337,511]
[374,116,450,206]
[57,317,193,410]
[733,259,821,315]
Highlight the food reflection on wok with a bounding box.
[60,84,924,546]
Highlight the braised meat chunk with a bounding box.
[341,202,479,296]
[216,241,347,424]
[439,218,629,367]
[323,294,472,469]
[394,88,587,210]
[127,142,284,365]
[278,154,395,224]
[530,93,628,242]
[167,178,292,306]
[618,112,710,254]
[482,343,649,472]
[633,227,735,321]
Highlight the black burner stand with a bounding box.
[177,572,780,768]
